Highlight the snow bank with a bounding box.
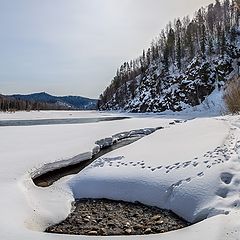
[68,118,230,222]
[31,127,156,178]
[182,88,226,116]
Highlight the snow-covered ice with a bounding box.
[0,110,240,240]
[0,110,120,120]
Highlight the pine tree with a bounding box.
[176,19,182,69]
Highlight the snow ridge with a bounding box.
[31,127,157,179]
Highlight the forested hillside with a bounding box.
[0,92,97,112]
[0,94,68,112]
[98,0,240,112]
[11,92,97,110]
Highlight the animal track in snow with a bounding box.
[220,172,234,185]
[182,161,192,168]
[233,178,240,186]
[216,187,229,198]
[192,162,199,167]
[197,172,204,177]
[231,200,240,209]
[185,177,191,182]
[175,180,183,187]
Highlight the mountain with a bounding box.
[12,92,55,103]
[98,0,240,113]
[11,92,97,110]
[0,92,97,111]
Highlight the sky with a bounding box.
[0,0,214,99]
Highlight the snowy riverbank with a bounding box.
[0,111,240,240]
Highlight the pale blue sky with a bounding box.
[0,0,213,98]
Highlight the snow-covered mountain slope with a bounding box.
[99,0,240,113]
[0,111,240,240]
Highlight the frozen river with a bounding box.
[0,116,129,127]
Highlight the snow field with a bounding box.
[0,111,240,239]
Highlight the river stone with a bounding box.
[144,228,152,234]
[83,218,90,223]
[151,215,161,221]
[88,230,98,235]
[155,220,164,225]
[99,228,107,235]
[124,228,132,234]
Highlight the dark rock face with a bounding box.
[99,56,234,113]
[46,199,189,236]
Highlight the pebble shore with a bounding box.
[46,199,189,236]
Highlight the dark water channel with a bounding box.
[0,116,129,127]
[33,136,142,187]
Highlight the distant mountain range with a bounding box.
[3,92,97,110]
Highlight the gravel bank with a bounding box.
[46,199,190,236]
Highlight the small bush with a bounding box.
[224,77,240,114]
